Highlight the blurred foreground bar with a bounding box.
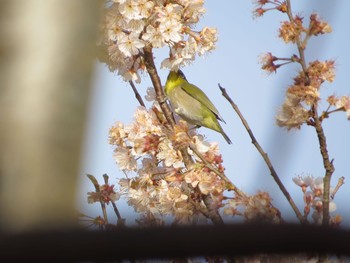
[0,0,100,230]
[0,224,349,261]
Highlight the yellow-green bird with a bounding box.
[164,70,232,144]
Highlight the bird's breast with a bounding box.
[168,87,205,125]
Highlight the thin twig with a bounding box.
[129,80,146,107]
[110,201,122,220]
[218,84,305,224]
[103,173,109,184]
[111,201,125,226]
[102,174,125,225]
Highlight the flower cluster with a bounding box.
[275,93,309,130]
[279,15,304,44]
[278,14,331,46]
[87,183,120,204]
[224,191,282,223]
[276,60,336,129]
[259,12,333,76]
[253,0,287,17]
[255,2,340,130]
[293,175,341,225]
[78,213,107,229]
[98,0,217,83]
[327,95,350,120]
[109,105,227,224]
[257,7,336,130]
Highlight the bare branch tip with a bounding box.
[218,83,224,91]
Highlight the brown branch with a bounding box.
[312,106,335,226]
[129,80,145,107]
[111,201,125,226]
[110,201,122,220]
[202,195,224,225]
[218,84,305,224]
[142,46,194,167]
[142,46,226,224]
[285,0,334,226]
[143,46,175,128]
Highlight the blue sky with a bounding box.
[78,1,350,225]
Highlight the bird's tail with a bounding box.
[221,130,232,144]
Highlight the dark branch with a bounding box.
[129,80,145,107]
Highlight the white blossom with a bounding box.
[99,0,217,79]
[114,147,137,171]
[117,33,145,57]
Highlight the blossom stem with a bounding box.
[285,0,309,78]
[219,84,305,224]
[87,174,109,225]
[276,61,293,67]
[321,107,345,120]
[111,201,125,226]
[103,174,125,225]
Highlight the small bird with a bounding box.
[164,70,232,144]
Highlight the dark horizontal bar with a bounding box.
[0,224,349,262]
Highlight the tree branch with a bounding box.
[312,106,335,225]
[142,46,226,224]
[218,84,305,224]
[143,46,175,128]
[285,0,334,226]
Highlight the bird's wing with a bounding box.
[180,82,225,122]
